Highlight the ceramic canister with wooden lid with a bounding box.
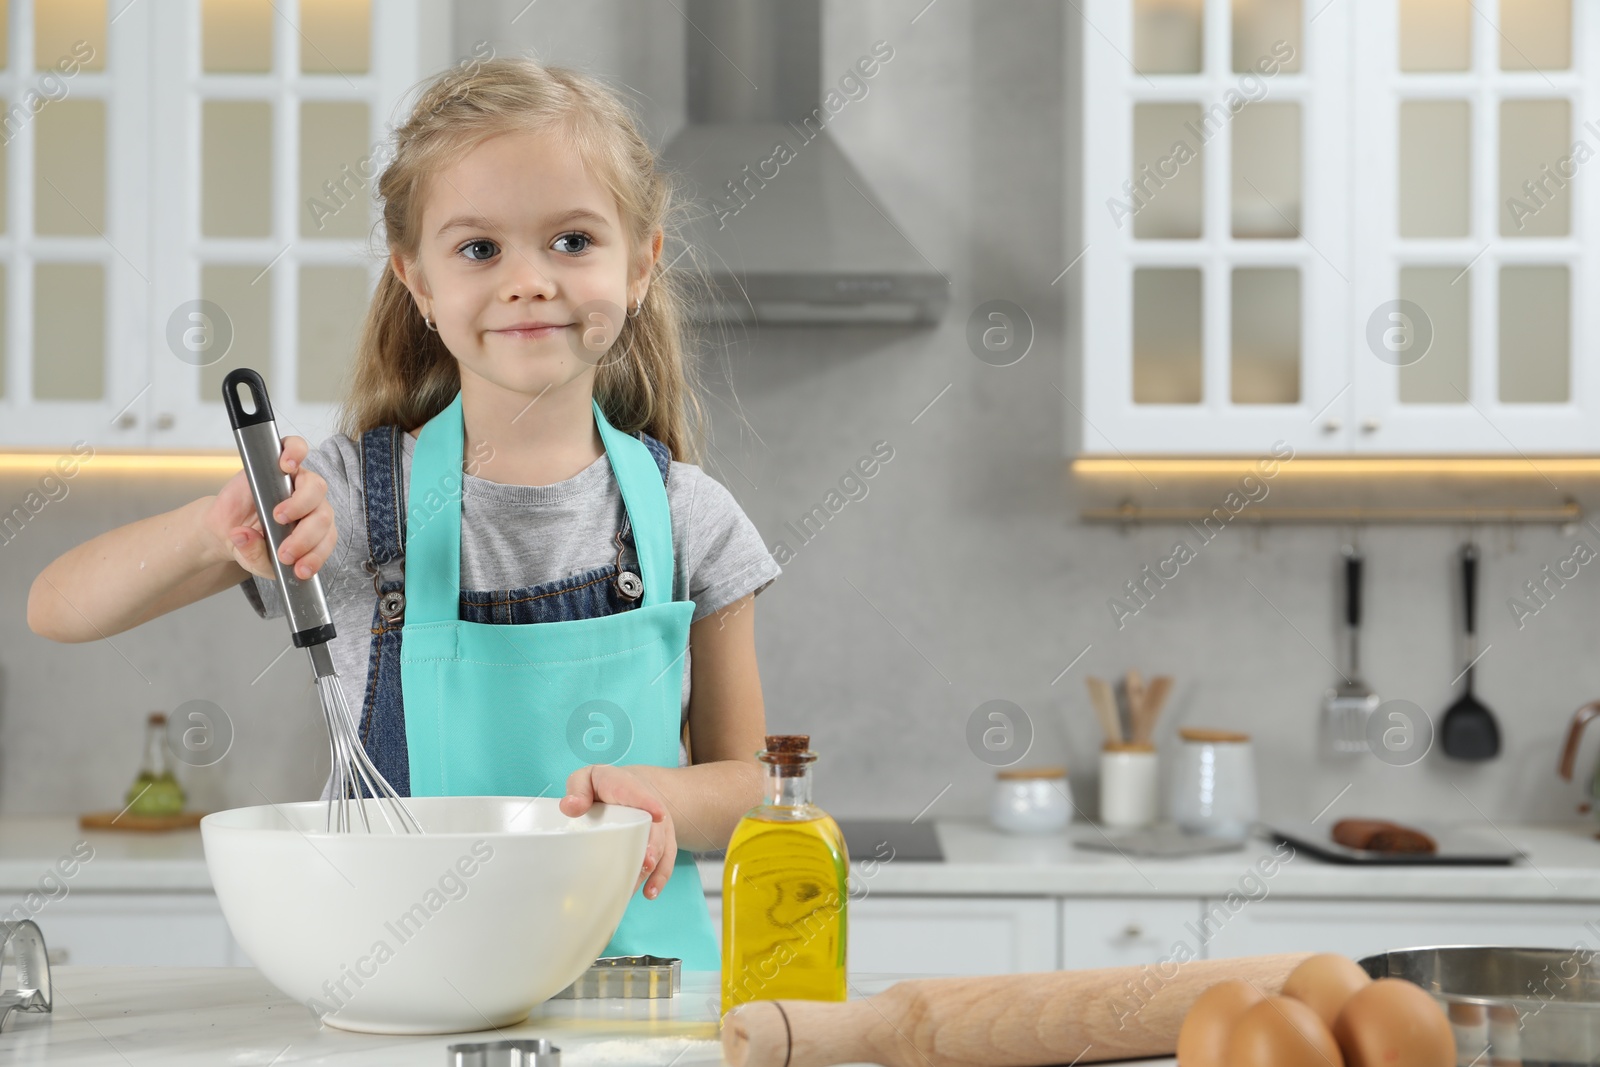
[990,766,1072,834]
[1169,727,1258,839]
[1100,742,1158,829]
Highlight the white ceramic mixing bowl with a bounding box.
[201,796,649,1034]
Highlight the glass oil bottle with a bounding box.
[125,712,185,817]
[721,734,848,1015]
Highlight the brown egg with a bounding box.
[1333,978,1456,1067]
[1226,996,1345,1067]
[1283,953,1373,1028]
[1176,978,1265,1067]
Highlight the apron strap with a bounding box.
[405,392,677,623]
[405,393,466,624]
[592,398,675,608]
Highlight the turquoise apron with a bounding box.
[398,390,720,970]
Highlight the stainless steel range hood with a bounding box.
[659,0,948,326]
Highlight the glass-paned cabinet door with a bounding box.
[149,0,419,449]
[0,0,152,446]
[1351,0,1596,452]
[1082,0,1353,454]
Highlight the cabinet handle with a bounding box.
[1361,417,1381,433]
[1322,418,1342,433]
[1121,923,1143,939]
[155,413,175,430]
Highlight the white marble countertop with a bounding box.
[0,966,1177,1066]
[8,814,1600,902]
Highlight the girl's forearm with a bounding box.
[630,758,763,852]
[27,496,247,642]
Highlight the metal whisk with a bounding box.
[310,646,422,833]
[224,369,423,834]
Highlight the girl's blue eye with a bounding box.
[459,239,498,261]
[554,232,592,254]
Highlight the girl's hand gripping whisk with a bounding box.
[222,369,423,835]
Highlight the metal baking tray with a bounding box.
[1362,946,1600,1066]
[1267,821,1522,865]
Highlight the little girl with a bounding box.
[27,56,781,970]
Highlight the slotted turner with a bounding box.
[1323,546,1378,755]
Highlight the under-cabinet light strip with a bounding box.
[1082,503,1583,525]
[1073,457,1600,476]
[0,452,241,474]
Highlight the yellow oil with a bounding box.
[720,811,848,1014]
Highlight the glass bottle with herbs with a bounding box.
[125,712,185,817]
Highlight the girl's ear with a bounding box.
[390,249,427,298]
[390,250,434,321]
[631,228,664,304]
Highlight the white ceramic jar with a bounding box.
[1169,728,1258,839]
[990,766,1072,834]
[1099,743,1159,829]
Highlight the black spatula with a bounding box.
[1441,542,1501,760]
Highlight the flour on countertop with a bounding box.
[561,1037,722,1065]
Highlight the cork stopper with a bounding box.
[758,734,815,775]
[148,712,168,726]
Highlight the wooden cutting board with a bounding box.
[79,811,205,832]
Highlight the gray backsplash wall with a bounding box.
[3,1,1600,830]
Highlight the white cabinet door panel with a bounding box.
[9,892,242,967]
[1201,898,1600,963]
[705,894,1059,976]
[1061,897,1204,971]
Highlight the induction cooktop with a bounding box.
[695,819,943,862]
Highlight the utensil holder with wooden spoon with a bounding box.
[721,951,1312,1067]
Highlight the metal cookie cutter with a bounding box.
[551,955,680,999]
[0,920,52,1033]
[445,1038,559,1066]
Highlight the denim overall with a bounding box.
[352,392,719,970]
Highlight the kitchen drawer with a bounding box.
[1060,897,1204,970]
[1201,898,1600,962]
[704,894,1059,975]
[5,892,245,967]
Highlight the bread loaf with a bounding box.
[1331,818,1437,854]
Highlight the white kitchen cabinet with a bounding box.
[1200,898,1600,962]
[0,0,153,448]
[845,895,1059,975]
[1080,0,1600,455]
[11,892,246,967]
[703,893,1060,975]
[1060,897,1203,971]
[0,0,444,450]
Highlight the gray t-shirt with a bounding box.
[241,429,781,772]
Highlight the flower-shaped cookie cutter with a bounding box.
[0,920,51,1033]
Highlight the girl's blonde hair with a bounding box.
[341,55,709,463]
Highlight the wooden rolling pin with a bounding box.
[721,952,1312,1067]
